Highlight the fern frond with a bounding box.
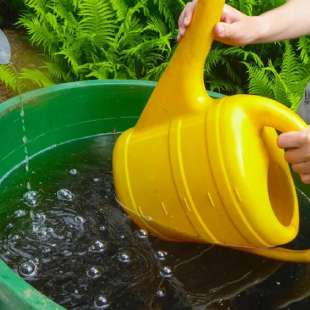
[110,0,128,22]
[19,68,55,88]
[243,62,274,99]
[0,65,18,91]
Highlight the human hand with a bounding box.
[177,1,263,46]
[278,127,310,184]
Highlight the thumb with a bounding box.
[214,21,249,46]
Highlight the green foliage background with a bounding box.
[1,0,310,110]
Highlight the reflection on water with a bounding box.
[0,134,309,310]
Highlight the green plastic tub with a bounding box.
[0,80,225,310]
[0,80,308,310]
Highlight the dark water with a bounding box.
[0,135,310,310]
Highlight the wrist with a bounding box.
[252,15,270,44]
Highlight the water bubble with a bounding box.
[94,295,110,309]
[94,178,100,183]
[41,246,51,254]
[135,229,149,239]
[159,266,173,278]
[23,191,40,207]
[12,234,20,241]
[89,240,107,253]
[156,288,166,298]
[69,169,78,175]
[19,261,35,277]
[57,189,75,201]
[155,250,168,261]
[34,212,46,222]
[118,252,131,263]
[35,228,47,238]
[74,215,85,223]
[14,210,26,218]
[62,250,72,257]
[18,258,39,277]
[86,266,103,279]
[99,225,106,231]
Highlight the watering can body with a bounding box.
[113,0,310,262]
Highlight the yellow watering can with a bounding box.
[113,0,310,262]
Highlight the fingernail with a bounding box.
[184,17,189,25]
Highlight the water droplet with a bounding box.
[156,288,166,298]
[155,250,168,261]
[18,258,39,277]
[94,295,110,309]
[74,215,85,223]
[6,223,13,228]
[57,189,75,201]
[23,191,40,207]
[20,110,25,117]
[14,210,26,217]
[99,225,106,231]
[118,252,131,263]
[89,240,107,253]
[159,266,173,278]
[94,178,100,183]
[86,266,103,279]
[22,136,27,143]
[69,169,78,175]
[135,229,149,239]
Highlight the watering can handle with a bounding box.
[245,97,310,262]
[135,0,225,130]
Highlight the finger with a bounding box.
[292,161,310,174]
[178,2,191,29]
[300,173,310,184]
[178,25,186,37]
[214,22,248,46]
[284,148,309,164]
[184,0,197,26]
[220,4,241,23]
[277,131,304,149]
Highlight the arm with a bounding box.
[257,0,310,43]
[178,0,310,46]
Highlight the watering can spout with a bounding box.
[0,29,11,65]
[113,0,310,263]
